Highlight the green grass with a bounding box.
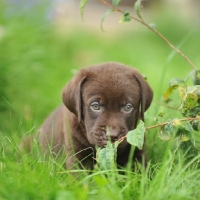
[1,143,200,200]
[1,1,200,199]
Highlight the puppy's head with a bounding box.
[62,62,153,147]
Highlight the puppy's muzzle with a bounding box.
[91,126,127,147]
[106,127,122,143]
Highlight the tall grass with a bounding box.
[1,1,200,199]
[1,141,200,199]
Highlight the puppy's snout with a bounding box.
[106,127,119,142]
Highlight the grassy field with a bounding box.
[1,1,200,199]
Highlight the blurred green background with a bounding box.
[0,0,200,161]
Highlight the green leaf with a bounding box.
[191,129,200,150]
[163,86,178,101]
[171,118,182,126]
[178,86,186,101]
[192,70,200,85]
[112,0,121,6]
[79,0,88,20]
[154,112,165,122]
[157,112,165,117]
[119,11,131,23]
[186,85,199,94]
[184,121,194,132]
[164,120,176,136]
[134,0,143,20]
[182,93,198,109]
[159,126,171,141]
[159,119,180,141]
[186,70,200,85]
[96,141,118,170]
[184,93,198,109]
[195,86,200,99]
[188,106,200,117]
[185,69,195,83]
[100,9,114,32]
[176,129,191,142]
[180,86,198,116]
[126,120,145,150]
[159,119,193,142]
[163,78,186,101]
[181,89,199,117]
[191,120,200,131]
[180,86,200,117]
[175,121,193,142]
[169,78,186,87]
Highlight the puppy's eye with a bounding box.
[124,103,133,112]
[90,102,100,111]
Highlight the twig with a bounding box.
[153,100,179,110]
[117,117,200,143]
[99,0,198,70]
[145,117,200,130]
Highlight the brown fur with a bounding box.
[23,62,153,169]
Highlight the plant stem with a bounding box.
[99,0,198,70]
[153,100,179,110]
[117,117,200,143]
[145,117,200,130]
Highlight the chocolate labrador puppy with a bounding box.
[23,62,153,169]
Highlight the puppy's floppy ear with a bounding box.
[133,73,153,122]
[62,75,87,123]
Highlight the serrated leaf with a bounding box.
[134,0,143,20]
[79,0,88,20]
[119,11,131,23]
[127,120,145,150]
[96,141,118,170]
[100,9,114,32]
[112,0,121,6]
